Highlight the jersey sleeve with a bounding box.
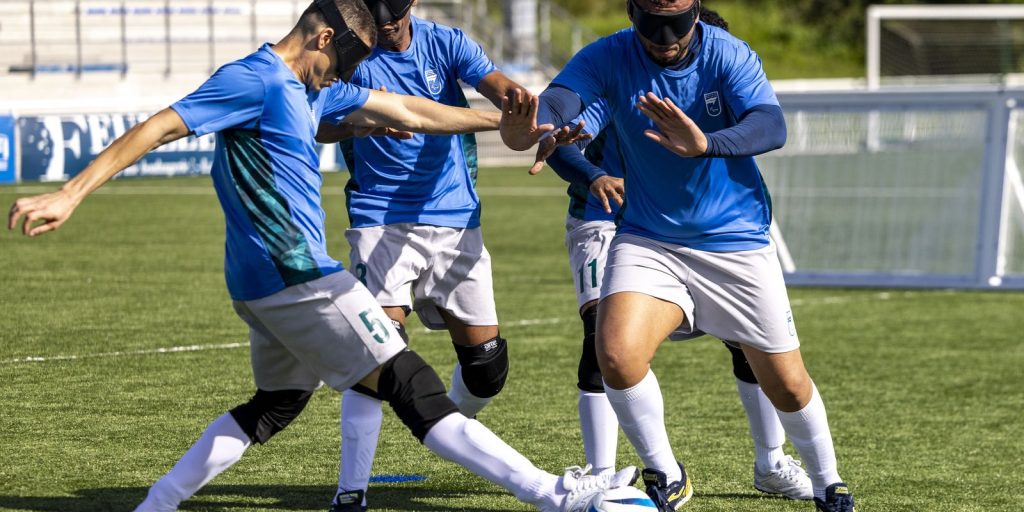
[575,98,611,137]
[171,62,264,136]
[550,38,609,107]
[449,28,498,88]
[320,81,372,124]
[720,41,779,116]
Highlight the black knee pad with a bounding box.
[453,335,509,399]
[577,306,604,393]
[229,388,314,444]
[724,341,758,384]
[377,350,460,442]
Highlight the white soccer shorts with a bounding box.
[565,216,617,310]
[345,223,498,330]
[232,271,407,392]
[601,233,800,353]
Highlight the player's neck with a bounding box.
[272,35,313,87]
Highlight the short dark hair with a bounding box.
[699,6,728,32]
[299,0,376,48]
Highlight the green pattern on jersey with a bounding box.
[567,125,612,220]
[224,129,323,286]
[340,138,358,225]
[454,89,480,186]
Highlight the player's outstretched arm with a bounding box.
[342,89,501,135]
[7,108,190,237]
[315,121,414,143]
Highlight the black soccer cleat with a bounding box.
[641,462,693,511]
[329,489,367,512]
[814,482,856,512]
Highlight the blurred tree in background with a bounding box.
[546,0,1024,78]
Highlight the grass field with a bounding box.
[1,169,1022,512]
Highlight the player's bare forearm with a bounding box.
[8,108,189,236]
[316,121,359,143]
[347,90,500,135]
[477,71,526,110]
[63,108,190,199]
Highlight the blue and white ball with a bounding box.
[587,486,658,512]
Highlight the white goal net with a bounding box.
[868,4,1024,89]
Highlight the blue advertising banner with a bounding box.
[14,112,347,182]
[0,114,15,184]
[17,113,216,181]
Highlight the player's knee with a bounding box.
[229,388,314,444]
[453,335,509,399]
[377,350,460,441]
[350,383,384,401]
[724,341,758,384]
[577,307,604,393]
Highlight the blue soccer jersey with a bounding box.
[339,17,497,229]
[552,23,778,251]
[172,44,369,300]
[566,99,626,223]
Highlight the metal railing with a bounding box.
[0,0,597,79]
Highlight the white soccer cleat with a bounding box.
[753,455,814,500]
[560,464,640,512]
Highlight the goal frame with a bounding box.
[866,4,1024,90]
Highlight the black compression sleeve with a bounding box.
[703,104,787,157]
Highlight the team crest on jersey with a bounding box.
[425,69,443,95]
[704,91,722,117]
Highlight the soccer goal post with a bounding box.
[867,4,1024,89]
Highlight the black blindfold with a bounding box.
[364,0,414,26]
[316,0,372,82]
[628,0,700,46]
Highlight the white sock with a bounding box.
[603,370,681,483]
[448,362,493,417]
[578,390,619,476]
[423,413,560,510]
[736,379,786,472]
[133,413,250,512]
[774,384,843,500]
[338,389,383,503]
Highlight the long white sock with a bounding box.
[338,389,383,503]
[735,379,786,472]
[133,413,250,512]
[423,413,561,510]
[774,384,842,500]
[448,362,493,417]
[603,370,681,483]
[578,390,619,476]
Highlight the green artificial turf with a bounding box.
[1,170,1021,511]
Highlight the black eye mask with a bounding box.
[628,0,700,46]
[364,0,414,26]
[315,0,372,82]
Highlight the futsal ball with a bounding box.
[587,486,658,512]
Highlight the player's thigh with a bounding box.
[685,242,800,354]
[414,226,498,331]
[233,301,321,391]
[598,235,691,387]
[241,271,407,392]
[439,308,499,346]
[346,224,423,309]
[565,217,616,312]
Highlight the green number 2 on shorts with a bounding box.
[358,309,391,344]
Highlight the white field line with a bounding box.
[2,291,932,365]
[5,186,565,197]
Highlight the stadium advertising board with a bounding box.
[0,114,15,184]
[17,113,216,181]
[13,113,346,182]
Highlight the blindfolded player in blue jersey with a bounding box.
[312,2,538,509]
[500,1,856,511]
[7,1,635,511]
